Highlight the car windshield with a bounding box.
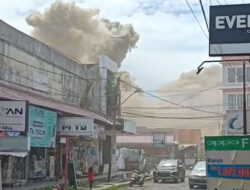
[193,161,206,171]
[158,160,177,167]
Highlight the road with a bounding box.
[122,179,206,190]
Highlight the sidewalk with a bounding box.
[3,171,131,190]
[79,176,153,190]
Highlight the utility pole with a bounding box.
[107,77,120,182]
[243,62,247,135]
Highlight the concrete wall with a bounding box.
[0,20,104,113]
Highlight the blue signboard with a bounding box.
[208,164,250,180]
[28,106,57,148]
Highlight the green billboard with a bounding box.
[205,136,250,151]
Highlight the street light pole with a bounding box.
[243,62,247,135]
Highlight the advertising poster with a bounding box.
[153,133,165,147]
[28,106,57,148]
[205,136,250,190]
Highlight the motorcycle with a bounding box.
[130,170,146,187]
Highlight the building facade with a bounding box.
[222,57,250,135]
[0,20,122,186]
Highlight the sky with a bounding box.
[0,0,247,90]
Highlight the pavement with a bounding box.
[2,170,192,190]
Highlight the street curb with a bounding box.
[96,176,153,190]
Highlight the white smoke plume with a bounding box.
[26,1,139,65]
[121,65,223,136]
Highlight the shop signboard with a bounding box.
[153,133,165,147]
[0,101,27,131]
[28,106,57,148]
[123,119,136,134]
[205,135,250,190]
[226,110,250,135]
[57,117,97,138]
[209,4,250,56]
[0,136,29,152]
[32,72,49,92]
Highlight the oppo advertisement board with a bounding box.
[209,4,250,56]
[0,101,27,131]
[205,136,250,190]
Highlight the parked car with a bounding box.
[153,159,185,183]
[189,161,207,189]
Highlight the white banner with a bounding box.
[57,117,97,138]
[0,101,27,131]
[32,72,49,92]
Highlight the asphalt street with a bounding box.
[122,179,206,190]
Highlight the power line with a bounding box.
[122,111,224,120]
[120,80,223,115]
[122,103,226,110]
[184,0,208,39]
[199,0,209,31]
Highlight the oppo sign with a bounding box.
[205,136,250,151]
[209,4,250,56]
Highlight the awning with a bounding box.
[0,152,28,157]
[0,83,113,125]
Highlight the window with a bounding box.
[237,94,243,109]
[228,94,236,109]
[228,68,236,83]
[247,67,250,82]
[236,68,243,83]
[248,94,250,108]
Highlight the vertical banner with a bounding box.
[205,136,250,190]
[28,106,57,148]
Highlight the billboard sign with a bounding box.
[28,106,57,148]
[226,110,250,135]
[205,136,250,190]
[0,101,27,131]
[57,117,97,138]
[153,133,165,147]
[209,4,250,56]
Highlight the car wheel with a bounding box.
[153,178,158,183]
[189,184,194,189]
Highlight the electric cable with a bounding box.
[184,0,208,39]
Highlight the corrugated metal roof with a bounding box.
[0,83,113,125]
